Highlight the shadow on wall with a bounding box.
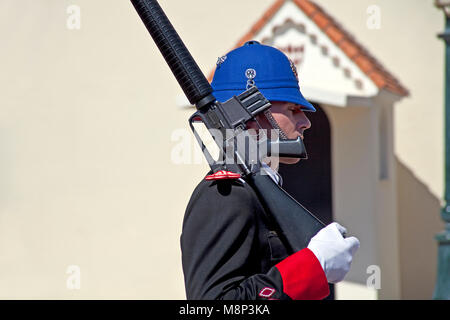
[396,157,444,299]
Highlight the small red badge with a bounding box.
[205,170,241,181]
[259,287,276,298]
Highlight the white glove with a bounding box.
[307,222,360,283]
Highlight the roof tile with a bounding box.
[294,0,317,17]
[354,55,374,74]
[368,71,386,88]
[325,25,345,43]
[339,40,360,59]
[312,12,331,29]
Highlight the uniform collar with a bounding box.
[261,162,283,187]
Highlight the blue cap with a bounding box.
[211,41,315,112]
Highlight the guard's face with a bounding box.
[247,100,312,165]
[269,101,312,164]
[270,101,311,139]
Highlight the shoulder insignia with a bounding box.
[205,170,241,181]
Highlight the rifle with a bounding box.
[130,0,325,252]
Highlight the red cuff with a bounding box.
[275,248,329,300]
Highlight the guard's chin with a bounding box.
[279,157,301,164]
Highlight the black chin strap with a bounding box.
[263,109,288,139]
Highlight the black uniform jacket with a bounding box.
[180,175,329,300]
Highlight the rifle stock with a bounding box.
[249,173,325,252]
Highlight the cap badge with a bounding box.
[245,68,256,89]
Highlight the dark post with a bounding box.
[433,0,450,300]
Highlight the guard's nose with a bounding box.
[296,111,311,132]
